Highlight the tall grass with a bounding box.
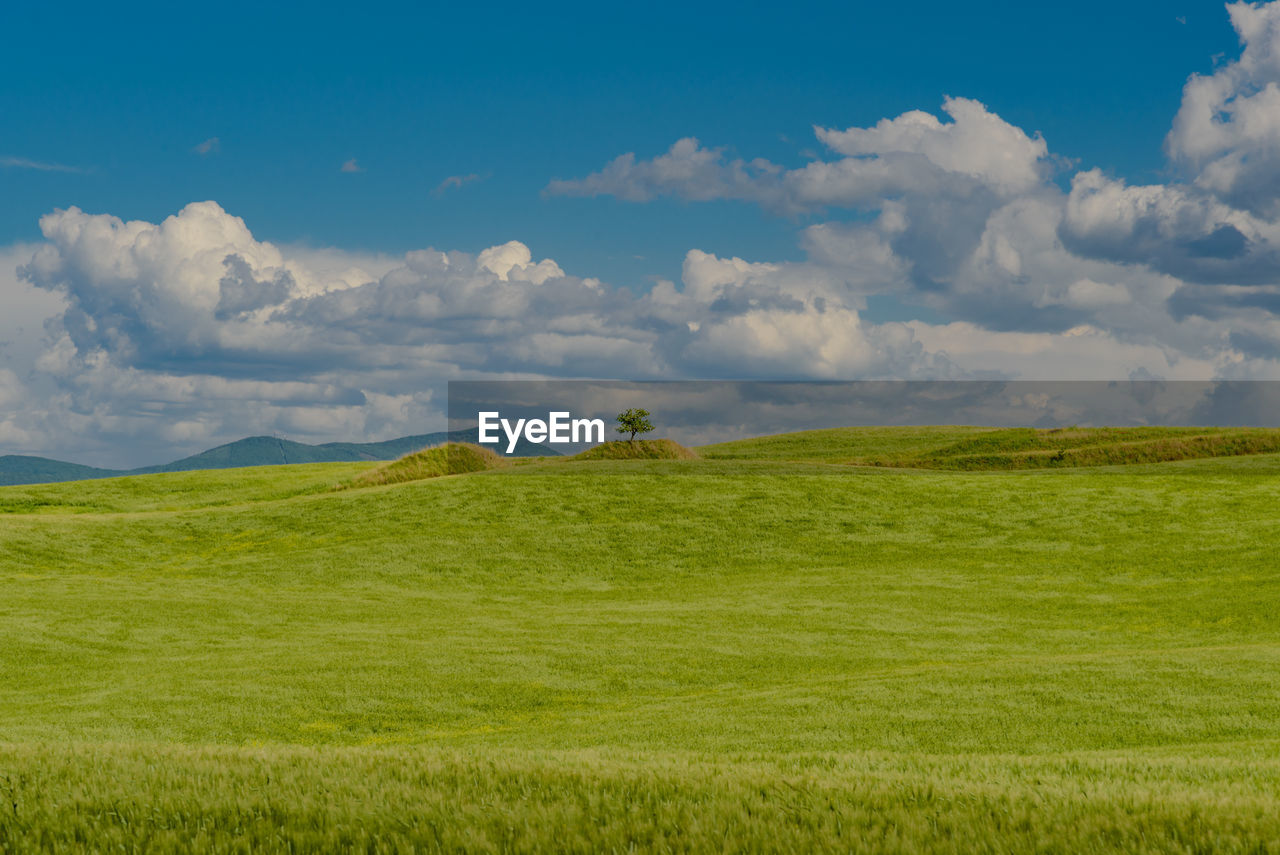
[899,426,1280,469]
[4,743,1280,853]
[341,442,506,488]
[573,438,698,460]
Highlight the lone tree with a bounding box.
[615,407,655,444]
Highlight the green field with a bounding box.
[3,427,1280,852]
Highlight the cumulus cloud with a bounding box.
[814,97,1048,196]
[546,98,1047,215]
[1059,168,1280,285]
[1167,2,1280,215]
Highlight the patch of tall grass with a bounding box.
[700,425,1280,469]
[573,439,698,460]
[4,743,1280,854]
[341,442,506,488]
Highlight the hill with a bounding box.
[699,424,1280,468]
[342,442,508,488]
[2,441,1280,850]
[0,454,125,485]
[0,428,555,486]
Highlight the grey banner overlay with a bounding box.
[448,380,1280,455]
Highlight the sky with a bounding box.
[3,0,1280,466]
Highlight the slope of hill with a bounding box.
[139,429,553,474]
[2,448,1279,851]
[699,424,1280,469]
[0,428,555,485]
[342,442,508,489]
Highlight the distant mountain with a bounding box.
[0,429,555,486]
[0,455,126,486]
[133,435,395,474]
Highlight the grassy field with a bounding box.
[2,427,1280,851]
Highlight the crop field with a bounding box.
[2,427,1280,852]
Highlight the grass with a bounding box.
[341,442,506,488]
[701,424,1280,469]
[699,425,1001,462]
[6,744,1280,853]
[2,427,1280,851]
[572,438,698,460]
[0,461,375,514]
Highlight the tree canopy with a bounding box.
[615,408,655,443]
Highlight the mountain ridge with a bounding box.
[0,429,554,486]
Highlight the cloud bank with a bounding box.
[6,1,1280,465]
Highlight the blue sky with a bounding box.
[5,0,1280,466]
[1,1,1238,290]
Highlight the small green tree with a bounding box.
[615,407,655,444]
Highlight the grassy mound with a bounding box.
[343,442,505,488]
[701,425,1280,469]
[572,439,698,460]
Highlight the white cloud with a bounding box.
[547,137,783,205]
[340,158,364,173]
[815,97,1048,196]
[476,240,565,283]
[1060,168,1280,285]
[0,368,24,408]
[434,173,485,195]
[0,243,65,361]
[0,156,82,173]
[192,137,220,156]
[547,97,1048,214]
[1060,279,1133,309]
[906,321,1228,381]
[1167,1,1280,215]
